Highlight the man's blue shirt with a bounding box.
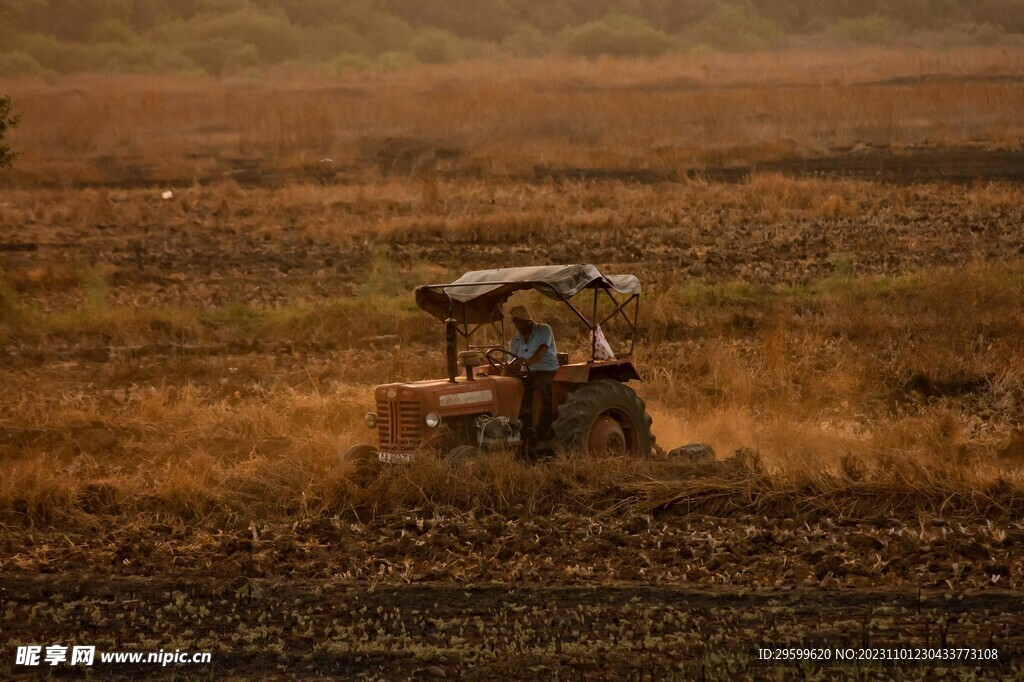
[509,323,559,372]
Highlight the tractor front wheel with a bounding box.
[446,445,483,463]
[342,443,381,483]
[552,379,654,457]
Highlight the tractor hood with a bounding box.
[374,374,524,418]
[414,264,640,324]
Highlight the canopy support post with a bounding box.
[443,288,458,383]
[630,295,639,355]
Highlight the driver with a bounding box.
[505,305,559,456]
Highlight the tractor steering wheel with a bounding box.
[485,347,530,376]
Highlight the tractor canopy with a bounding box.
[415,264,640,325]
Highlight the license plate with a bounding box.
[378,451,415,464]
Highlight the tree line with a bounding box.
[1,0,1021,75]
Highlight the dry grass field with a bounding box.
[2,49,1024,678]
[4,47,1024,188]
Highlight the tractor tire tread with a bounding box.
[552,379,655,457]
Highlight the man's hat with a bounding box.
[508,305,533,321]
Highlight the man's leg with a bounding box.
[530,386,544,438]
[531,372,555,456]
[519,375,537,457]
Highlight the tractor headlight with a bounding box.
[364,412,377,428]
[425,412,441,428]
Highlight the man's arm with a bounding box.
[520,344,549,367]
[503,337,524,375]
[504,346,546,375]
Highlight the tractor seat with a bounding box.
[457,350,486,368]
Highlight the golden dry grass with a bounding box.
[2,47,1023,187]
[1,51,1023,534]
[2,258,1023,529]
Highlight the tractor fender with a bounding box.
[554,358,641,384]
[552,358,641,411]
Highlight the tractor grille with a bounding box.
[376,399,422,449]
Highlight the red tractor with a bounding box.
[345,264,656,464]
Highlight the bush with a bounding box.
[560,13,672,59]
[378,51,418,71]
[179,39,260,76]
[332,53,372,73]
[410,29,467,65]
[828,15,905,45]
[935,22,1021,47]
[100,42,164,72]
[0,50,47,76]
[9,32,151,72]
[89,18,140,45]
[10,32,79,72]
[150,47,200,73]
[502,22,552,57]
[150,10,300,67]
[302,23,370,63]
[362,15,416,56]
[687,4,782,52]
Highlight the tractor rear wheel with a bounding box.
[552,379,654,457]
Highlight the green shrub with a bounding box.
[303,23,369,62]
[150,46,200,73]
[11,32,79,71]
[179,39,260,76]
[10,32,150,72]
[828,15,904,45]
[410,29,467,65]
[332,53,372,73]
[502,22,552,57]
[560,13,672,58]
[936,22,1020,47]
[378,51,418,71]
[93,42,158,72]
[149,10,300,66]
[0,50,47,76]
[363,15,416,56]
[687,3,782,52]
[89,18,140,45]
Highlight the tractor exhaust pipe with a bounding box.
[445,316,458,383]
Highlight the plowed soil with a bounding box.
[1,175,1022,320]
[2,576,1022,680]
[3,173,1024,678]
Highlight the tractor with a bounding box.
[344,264,656,465]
